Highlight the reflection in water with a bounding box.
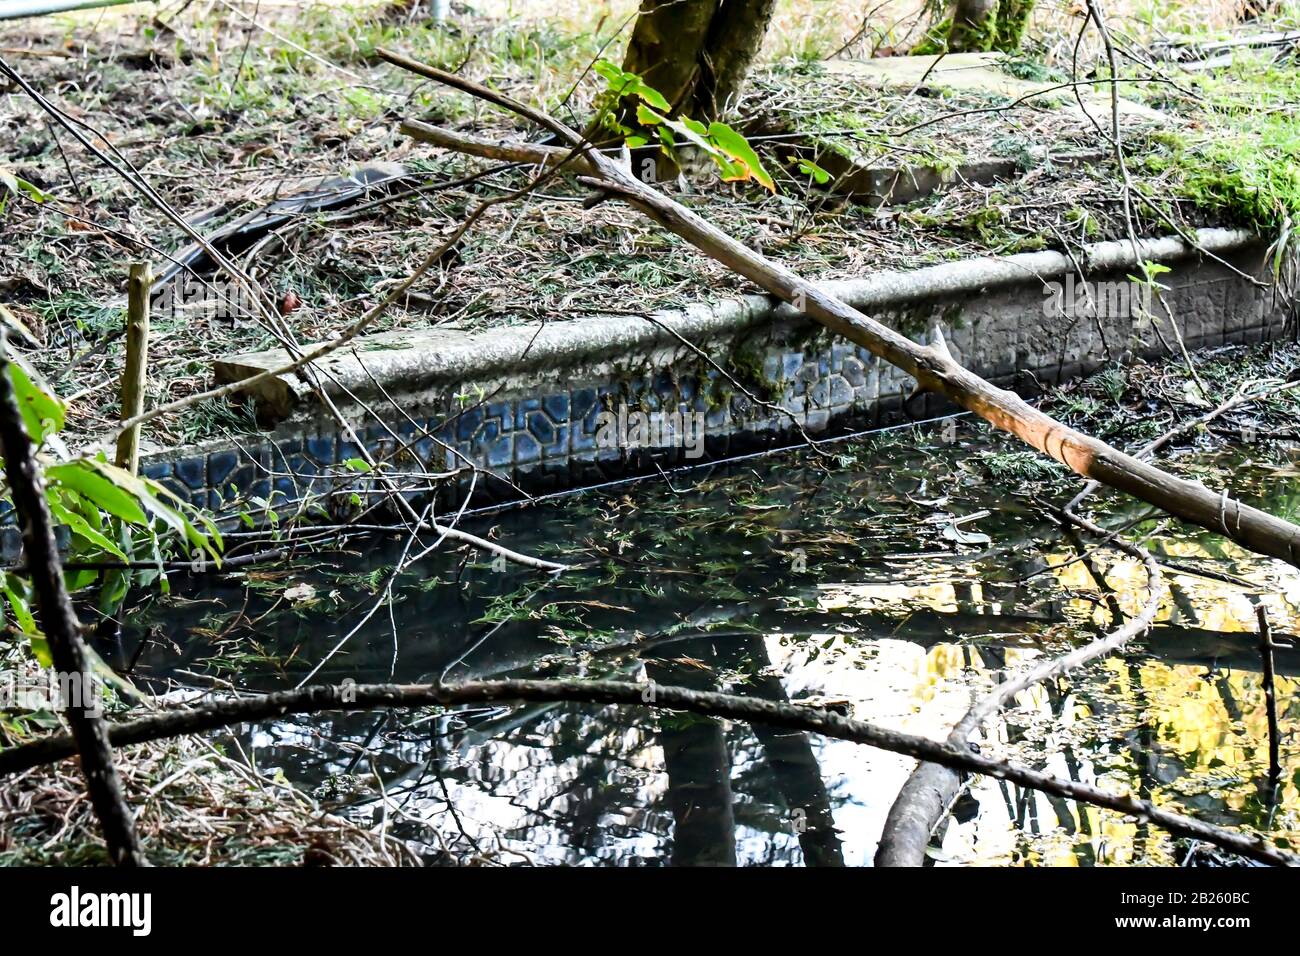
[114,435,1300,865]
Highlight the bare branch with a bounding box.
[0,676,1291,865]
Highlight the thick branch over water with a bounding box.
[379,49,1300,571]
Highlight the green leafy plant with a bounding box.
[0,166,50,213]
[593,60,775,192]
[0,362,221,666]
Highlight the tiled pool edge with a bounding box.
[140,228,1293,520]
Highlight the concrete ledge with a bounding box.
[216,227,1259,423]
[141,227,1290,517]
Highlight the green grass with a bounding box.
[1140,55,1300,234]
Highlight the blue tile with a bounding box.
[484,434,513,468]
[515,431,541,464]
[810,377,853,408]
[543,424,569,459]
[527,409,558,446]
[570,387,597,418]
[284,454,319,480]
[841,356,866,387]
[338,436,362,463]
[515,397,541,429]
[542,392,569,422]
[207,449,239,486]
[455,405,483,441]
[305,435,336,466]
[831,343,854,372]
[174,456,206,491]
[273,474,298,499]
[414,434,436,465]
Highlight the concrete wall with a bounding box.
[140,234,1293,519]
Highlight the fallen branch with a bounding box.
[1066,376,1300,513]
[379,50,1300,570]
[0,677,1291,865]
[0,337,144,866]
[876,515,1165,866]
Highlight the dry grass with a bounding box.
[0,652,419,865]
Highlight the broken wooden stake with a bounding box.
[1257,604,1284,789]
[114,261,150,475]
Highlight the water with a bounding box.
[107,422,1300,866]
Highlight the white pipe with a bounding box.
[0,0,141,20]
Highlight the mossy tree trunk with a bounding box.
[994,0,1036,51]
[946,0,1035,52]
[948,0,1001,52]
[622,0,778,121]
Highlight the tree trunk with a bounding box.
[946,0,1035,52]
[948,0,1000,52]
[622,0,778,121]
[995,0,1036,51]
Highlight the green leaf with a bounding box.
[707,121,775,192]
[87,459,223,561]
[794,157,832,184]
[46,462,147,526]
[48,496,128,562]
[591,59,623,85]
[27,635,53,668]
[66,568,100,591]
[592,60,671,112]
[1,573,40,640]
[659,114,719,156]
[635,104,663,127]
[7,360,65,442]
[97,567,130,614]
[343,457,371,472]
[0,167,50,204]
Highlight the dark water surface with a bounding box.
[110,421,1300,865]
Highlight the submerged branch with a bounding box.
[876,514,1166,866]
